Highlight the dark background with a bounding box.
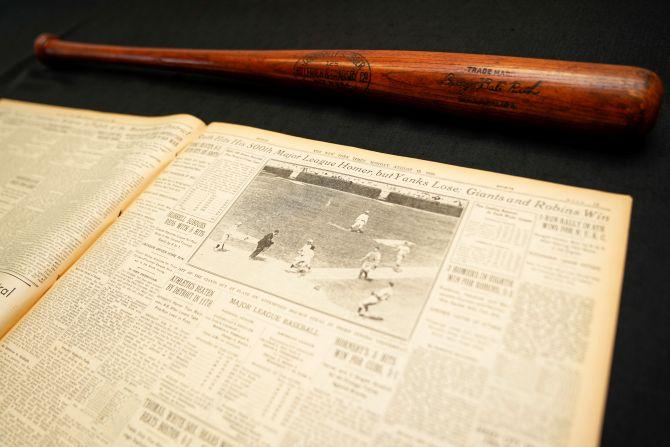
[1,0,667,444]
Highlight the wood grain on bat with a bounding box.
[34,34,664,134]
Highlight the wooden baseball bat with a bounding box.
[34,33,663,135]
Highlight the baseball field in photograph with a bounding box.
[189,164,463,338]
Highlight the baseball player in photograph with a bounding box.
[295,245,316,274]
[290,239,314,267]
[290,239,315,273]
[214,221,242,251]
[394,241,411,272]
[359,246,381,280]
[357,281,395,319]
[350,210,370,233]
[249,230,279,259]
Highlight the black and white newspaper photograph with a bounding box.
[189,159,465,338]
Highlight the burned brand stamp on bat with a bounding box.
[293,51,372,92]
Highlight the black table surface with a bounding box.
[1,1,667,445]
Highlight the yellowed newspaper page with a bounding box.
[0,122,630,446]
[0,100,205,337]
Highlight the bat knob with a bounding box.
[34,33,59,62]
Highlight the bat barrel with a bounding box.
[34,33,663,135]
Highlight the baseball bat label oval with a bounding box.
[293,51,372,92]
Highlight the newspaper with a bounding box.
[0,100,204,336]
[0,101,631,446]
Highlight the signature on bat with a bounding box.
[440,73,542,95]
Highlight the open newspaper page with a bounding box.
[0,100,205,336]
[0,121,631,446]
